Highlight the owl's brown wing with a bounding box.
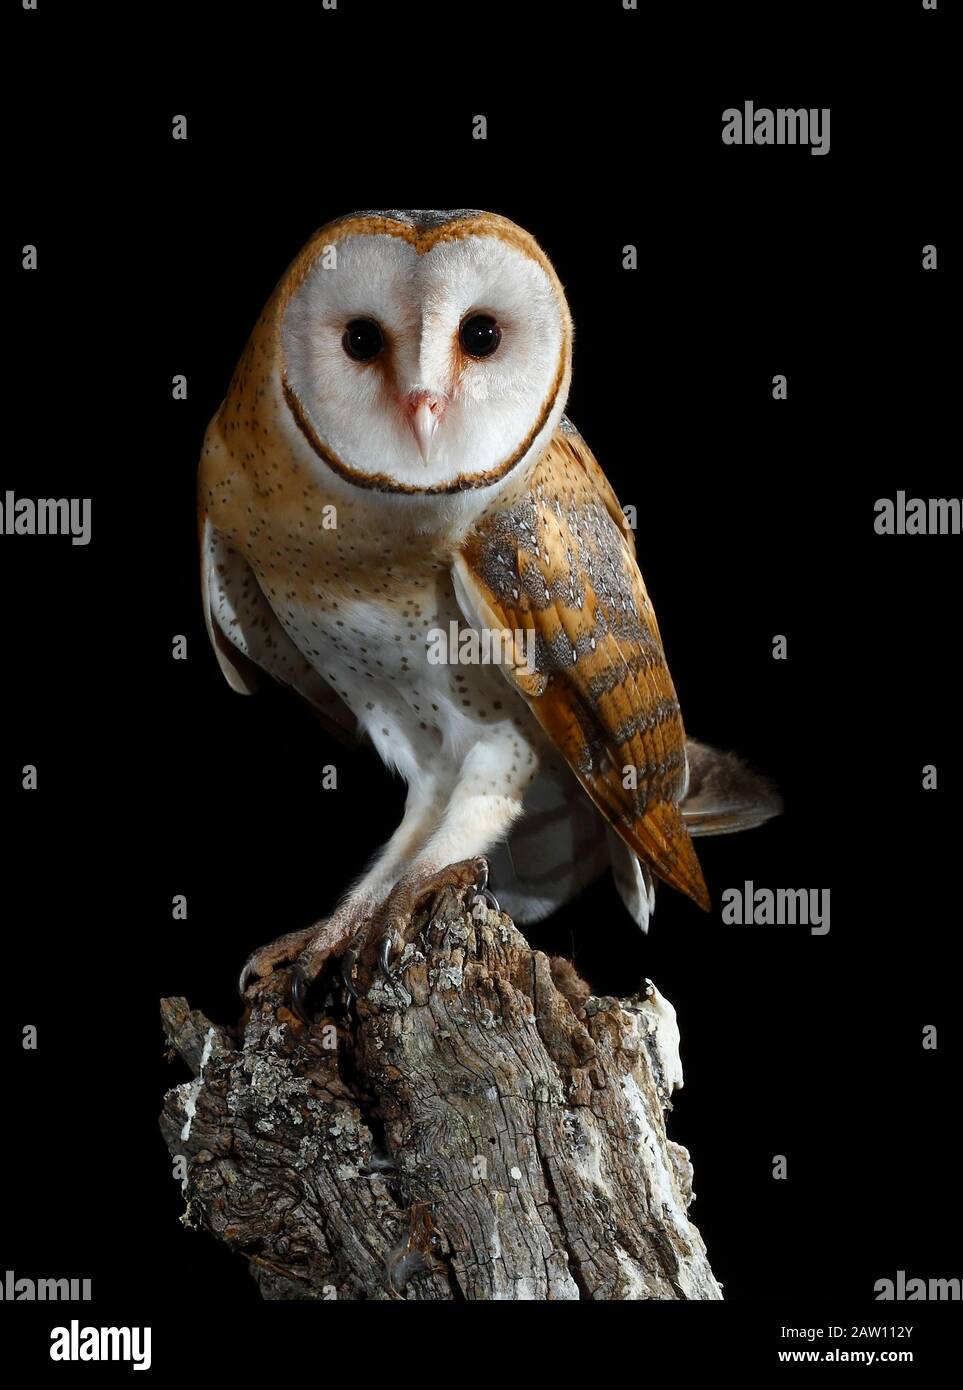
[452,421,709,910]
[200,514,358,748]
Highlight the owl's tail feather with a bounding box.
[488,738,780,932]
[681,738,783,837]
[619,800,711,912]
[606,825,656,933]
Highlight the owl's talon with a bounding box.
[339,931,396,997]
[379,932,396,977]
[341,945,360,1000]
[470,858,500,913]
[290,964,316,1023]
[237,923,323,1000]
[332,860,493,1001]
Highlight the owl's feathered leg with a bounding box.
[336,765,528,1003]
[239,772,452,1007]
[292,746,529,1016]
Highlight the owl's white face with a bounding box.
[279,215,571,494]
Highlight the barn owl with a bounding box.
[198,209,779,1016]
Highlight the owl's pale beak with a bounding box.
[406,391,445,464]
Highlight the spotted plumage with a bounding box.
[197,209,779,1000]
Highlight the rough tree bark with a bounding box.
[159,886,722,1300]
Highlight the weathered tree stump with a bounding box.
[159,887,721,1300]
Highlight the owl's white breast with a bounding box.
[269,574,532,787]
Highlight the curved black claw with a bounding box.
[379,932,395,977]
[338,930,396,999]
[290,964,315,1023]
[470,858,500,914]
[341,943,360,1000]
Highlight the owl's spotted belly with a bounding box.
[270,576,548,783]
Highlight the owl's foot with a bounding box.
[238,923,324,998]
[470,857,501,914]
[340,857,498,1001]
[288,913,366,1021]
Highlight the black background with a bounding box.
[5,0,957,1368]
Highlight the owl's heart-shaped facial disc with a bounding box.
[277,210,572,495]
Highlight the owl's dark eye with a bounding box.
[342,318,384,362]
[459,313,501,359]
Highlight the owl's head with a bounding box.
[276,210,572,495]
